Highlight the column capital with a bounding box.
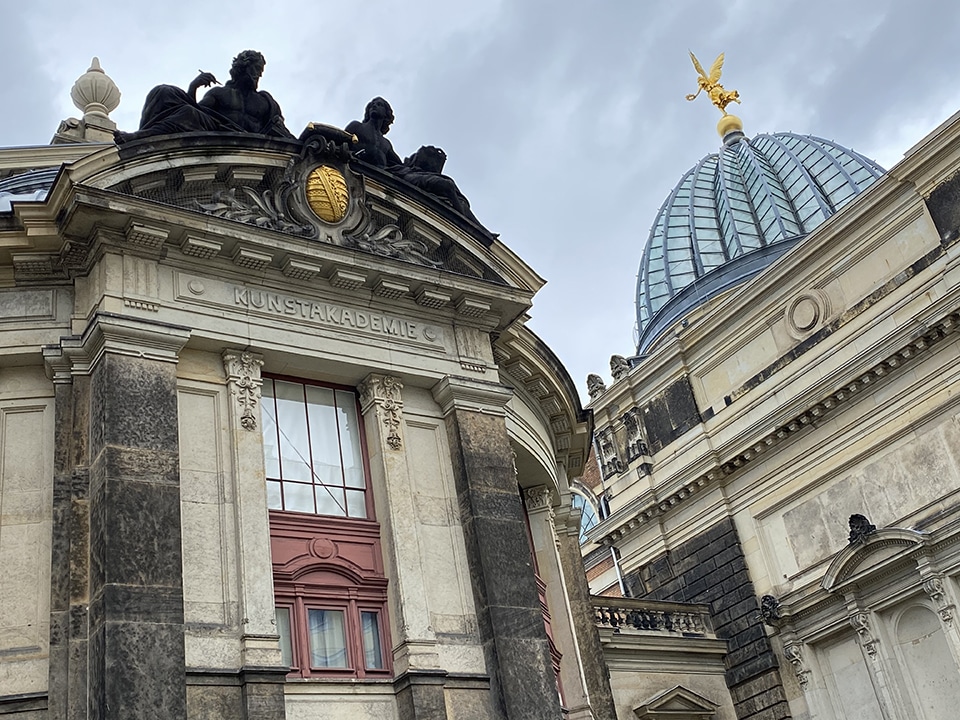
[523,485,554,513]
[359,373,404,451]
[431,375,513,417]
[222,350,265,432]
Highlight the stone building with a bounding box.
[0,59,618,720]
[581,99,960,719]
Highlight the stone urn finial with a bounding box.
[70,57,121,123]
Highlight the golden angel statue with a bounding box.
[686,52,740,115]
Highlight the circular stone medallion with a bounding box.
[305,165,349,224]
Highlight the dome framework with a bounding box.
[636,132,884,353]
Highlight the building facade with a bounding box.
[0,60,618,720]
[583,107,960,720]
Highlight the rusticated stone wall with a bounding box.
[626,518,790,720]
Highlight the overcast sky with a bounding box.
[2,1,959,403]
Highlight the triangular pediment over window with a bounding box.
[633,685,718,719]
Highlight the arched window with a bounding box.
[571,491,599,544]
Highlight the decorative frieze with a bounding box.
[622,407,648,462]
[359,374,404,450]
[222,350,265,431]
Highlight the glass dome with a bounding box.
[635,132,884,353]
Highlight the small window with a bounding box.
[274,596,390,679]
[261,377,370,518]
[571,492,599,544]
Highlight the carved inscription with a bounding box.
[233,287,438,342]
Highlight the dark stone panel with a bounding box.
[101,620,186,720]
[91,472,183,588]
[240,680,286,720]
[395,671,449,720]
[102,584,184,624]
[186,685,243,720]
[89,354,180,457]
[0,692,47,717]
[494,637,560,720]
[467,517,541,609]
[629,517,791,720]
[642,375,702,454]
[927,171,960,243]
[443,406,562,720]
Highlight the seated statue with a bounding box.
[394,146,482,227]
[345,97,402,169]
[115,50,293,144]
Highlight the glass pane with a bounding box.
[275,381,312,482]
[261,379,281,479]
[346,489,367,519]
[266,480,282,510]
[336,390,366,489]
[275,607,293,668]
[308,609,348,668]
[306,385,342,486]
[316,485,346,517]
[284,481,315,513]
[361,611,384,669]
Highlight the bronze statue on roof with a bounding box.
[115,50,293,144]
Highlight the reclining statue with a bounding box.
[115,50,293,144]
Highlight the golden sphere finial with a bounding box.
[717,114,743,139]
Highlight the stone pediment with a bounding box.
[633,685,718,719]
[62,133,522,289]
[821,527,928,592]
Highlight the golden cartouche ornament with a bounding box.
[305,165,349,223]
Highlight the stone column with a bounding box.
[81,313,191,720]
[552,497,618,720]
[359,373,449,720]
[221,350,287,720]
[433,376,562,720]
[43,347,80,720]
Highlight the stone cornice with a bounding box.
[431,375,513,417]
[43,312,191,376]
[592,310,960,546]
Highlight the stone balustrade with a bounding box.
[592,596,714,637]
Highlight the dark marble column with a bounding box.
[433,377,562,720]
[49,314,191,720]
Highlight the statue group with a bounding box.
[117,51,482,229]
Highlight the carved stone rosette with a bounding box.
[359,374,404,450]
[222,350,265,431]
[783,642,811,691]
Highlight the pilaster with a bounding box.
[221,350,287,720]
[433,375,562,720]
[47,313,192,720]
[360,373,448,720]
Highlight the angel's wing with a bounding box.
[689,51,707,79]
[708,53,725,84]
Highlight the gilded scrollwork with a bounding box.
[222,350,265,431]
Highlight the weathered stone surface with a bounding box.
[443,404,561,720]
[396,671,449,720]
[186,683,243,720]
[627,518,791,720]
[555,530,618,720]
